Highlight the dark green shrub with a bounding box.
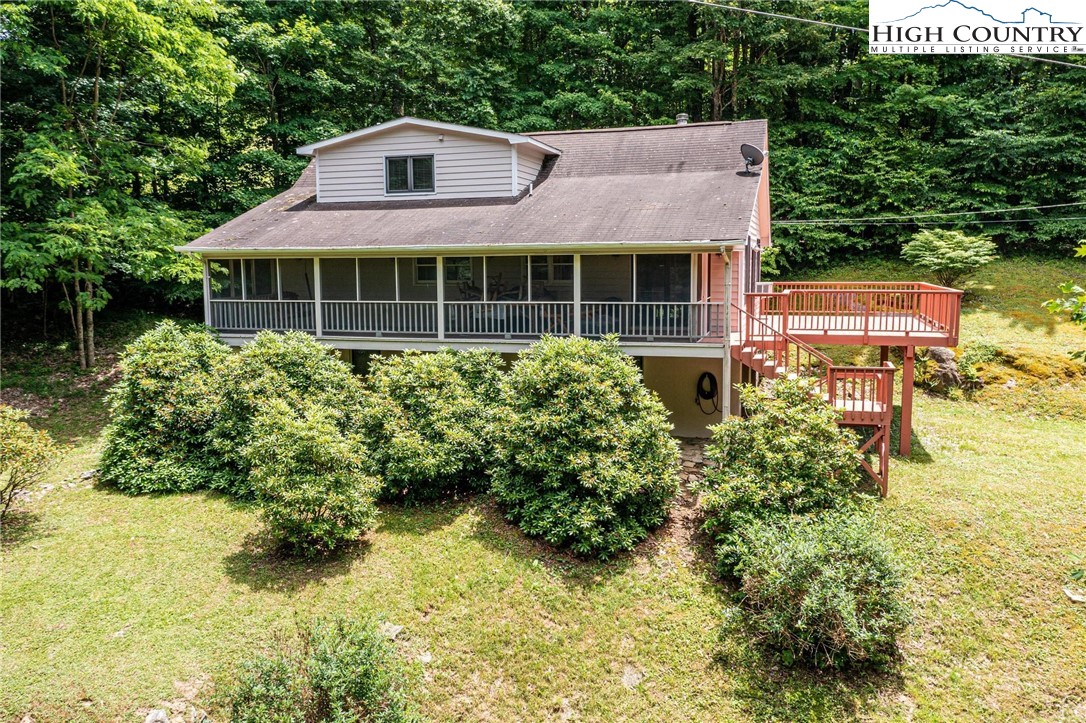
[735,510,911,669]
[99,321,231,494]
[224,616,421,723]
[211,331,364,494]
[245,398,380,556]
[695,379,864,575]
[360,349,504,503]
[489,336,679,559]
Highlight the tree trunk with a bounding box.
[85,281,96,367]
[70,277,87,370]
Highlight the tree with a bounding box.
[901,229,999,288]
[0,406,60,521]
[0,1,236,366]
[1044,242,1086,361]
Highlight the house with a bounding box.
[181,115,963,493]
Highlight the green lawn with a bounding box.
[3,259,1085,721]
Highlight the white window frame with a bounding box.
[530,255,574,285]
[385,154,436,195]
[414,256,472,285]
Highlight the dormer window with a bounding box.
[386,155,434,194]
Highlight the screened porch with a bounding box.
[205,253,728,344]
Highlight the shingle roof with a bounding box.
[181,119,768,254]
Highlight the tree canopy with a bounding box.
[3,1,1085,361]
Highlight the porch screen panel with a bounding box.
[581,255,632,301]
[279,259,315,300]
[243,259,278,300]
[484,256,527,300]
[209,259,242,299]
[321,258,357,301]
[357,258,397,300]
[530,255,573,301]
[635,254,691,302]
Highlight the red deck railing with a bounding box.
[747,282,962,346]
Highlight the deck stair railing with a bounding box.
[731,302,896,495]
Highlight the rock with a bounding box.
[379,622,404,640]
[1065,587,1086,603]
[620,664,643,689]
[144,710,169,723]
[1004,378,1017,389]
[80,469,98,480]
[922,347,963,392]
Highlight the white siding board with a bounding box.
[315,126,516,203]
[516,147,546,192]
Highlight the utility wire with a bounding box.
[778,201,1086,225]
[682,0,1086,70]
[777,215,1086,227]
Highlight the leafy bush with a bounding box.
[695,379,864,575]
[0,406,60,520]
[901,229,998,288]
[99,321,231,494]
[211,331,365,494]
[245,398,380,556]
[224,616,421,723]
[735,510,911,669]
[360,349,504,503]
[489,336,679,559]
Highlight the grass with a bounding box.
[3,257,1085,721]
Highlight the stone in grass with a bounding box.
[621,664,643,689]
[143,711,169,723]
[379,621,404,640]
[924,347,963,391]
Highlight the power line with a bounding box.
[682,0,865,33]
[682,0,1086,70]
[777,215,1086,228]
[778,201,1086,225]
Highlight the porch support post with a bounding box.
[436,256,445,340]
[899,345,914,457]
[313,257,322,337]
[573,254,582,336]
[721,254,732,417]
[202,258,211,326]
[880,345,889,364]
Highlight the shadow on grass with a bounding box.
[0,510,51,550]
[222,528,371,593]
[376,495,477,537]
[714,612,906,722]
[465,488,728,600]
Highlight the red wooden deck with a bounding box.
[739,281,963,463]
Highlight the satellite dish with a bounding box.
[740,143,765,175]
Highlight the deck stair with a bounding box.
[731,303,896,495]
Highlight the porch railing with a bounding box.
[209,299,728,343]
[210,300,316,333]
[322,301,438,336]
[445,301,574,337]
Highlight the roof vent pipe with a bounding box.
[675,113,689,125]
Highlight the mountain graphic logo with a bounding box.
[887,1,1075,24]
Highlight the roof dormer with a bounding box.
[296,117,561,204]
